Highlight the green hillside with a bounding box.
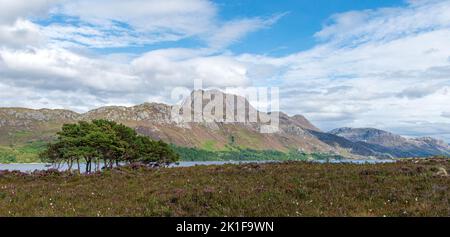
[0,141,47,163]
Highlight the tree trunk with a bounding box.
[85,159,90,173]
[68,159,73,172]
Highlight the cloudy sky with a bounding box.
[0,0,449,141]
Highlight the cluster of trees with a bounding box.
[39,120,179,173]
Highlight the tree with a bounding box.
[40,120,180,172]
[134,138,179,166]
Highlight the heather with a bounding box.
[0,159,448,217]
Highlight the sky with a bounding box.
[0,0,449,141]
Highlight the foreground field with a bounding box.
[0,159,448,216]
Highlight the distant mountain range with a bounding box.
[0,90,448,159]
[329,127,450,158]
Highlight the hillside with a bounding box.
[0,90,449,161]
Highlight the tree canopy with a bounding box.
[40,120,179,173]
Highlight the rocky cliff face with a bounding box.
[0,108,79,128]
[0,91,448,159]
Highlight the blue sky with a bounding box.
[0,0,449,141]
[218,0,407,56]
[39,0,408,56]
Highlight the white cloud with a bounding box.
[42,23,185,48]
[0,0,283,49]
[0,0,274,111]
[46,0,214,48]
[206,13,287,49]
[315,0,450,45]
[0,0,449,142]
[0,19,45,48]
[60,0,216,34]
[0,1,56,48]
[36,0,282,49]
[0,0,59,24]
[237,0,450,140]
[0,47,142,93]
[0,46,251,111]
[132,49,250,88]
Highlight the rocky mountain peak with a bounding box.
[0,91,449,158]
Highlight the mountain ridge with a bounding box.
[0,90,449,159]
[330,127,450,157]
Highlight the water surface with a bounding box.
[0,159,396,173]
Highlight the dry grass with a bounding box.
[0,159,448,217]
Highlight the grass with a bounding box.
[201,140,218,151]
[0,141,47,163]
[0,158,448,216]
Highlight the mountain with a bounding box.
[0,91,343,154]
[0,90,448,159]
[330,127,450,157]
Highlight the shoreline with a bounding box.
[0,159,400,174]
[0,158,399,166]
